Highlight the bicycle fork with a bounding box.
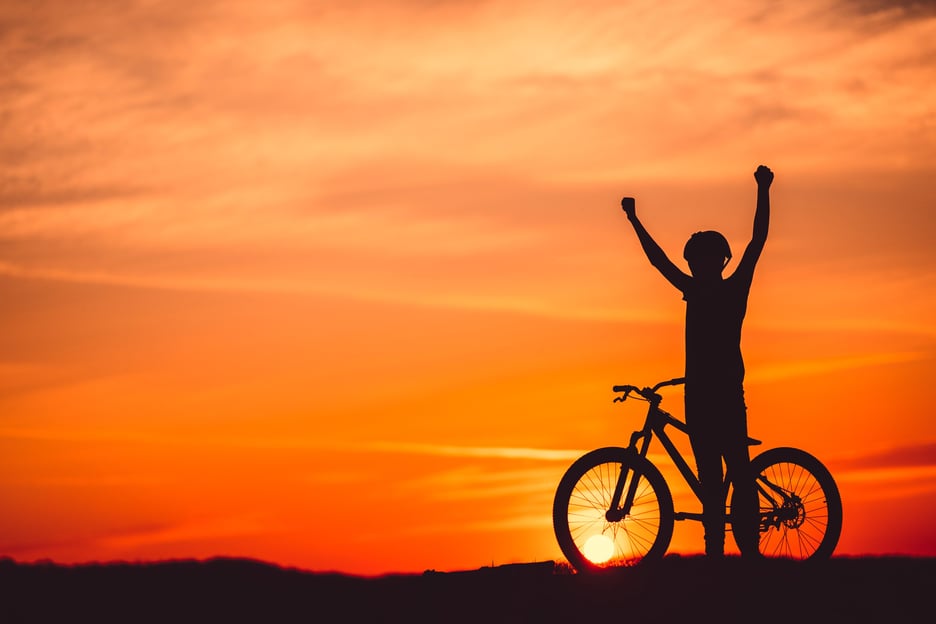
[605,432,653,523]
[605,462,637,523]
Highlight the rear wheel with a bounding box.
[738,447,842,560]
[553,447,674,572]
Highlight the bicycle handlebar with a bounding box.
[652,377,686,391]
[612,377,685,402]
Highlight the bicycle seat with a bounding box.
[747,437,762,446]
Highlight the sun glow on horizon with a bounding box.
[583,534,615,564]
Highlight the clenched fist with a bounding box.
[621,197,636,218]
[754,165,774,188]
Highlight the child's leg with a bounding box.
[690,432,726,557]
[725,442,759,556]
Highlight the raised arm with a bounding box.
[621,197,689,291]
[737,165,772,274]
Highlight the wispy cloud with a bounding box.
[834,441,936,469]
[823,441,936,502]
[1,0,933,326]
[747,351,930,383]
[390,466,558,504]
[363,441,585,461]
[95,515,272,551]
[0,426,586,462]
[842,0,936,21]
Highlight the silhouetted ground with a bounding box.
[1,555,932,623]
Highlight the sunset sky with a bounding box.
[1,0,934,575]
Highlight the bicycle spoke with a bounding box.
[555,449,674,570]
[749,449,841,560]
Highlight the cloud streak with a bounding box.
[834,441,936,470]
[2,0,934,319]
[747,351,930,383]
[363,441,585,461]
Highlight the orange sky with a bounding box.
[1,0,934,575]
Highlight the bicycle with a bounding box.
[553,377,842,572]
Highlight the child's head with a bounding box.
[683,230,732,278]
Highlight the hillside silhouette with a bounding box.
[1,555,932,623]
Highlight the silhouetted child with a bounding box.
[620,165,773,557]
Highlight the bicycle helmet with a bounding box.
[683,230,732,267]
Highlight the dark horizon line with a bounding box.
[3,552,934,578]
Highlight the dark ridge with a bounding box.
[1,555,933,623]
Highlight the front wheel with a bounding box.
[553,447,674,572]
[738,447,843,560]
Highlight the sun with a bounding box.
[583,534,615,564]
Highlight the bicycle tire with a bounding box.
[739,446,842,560]
[553,447,674,572]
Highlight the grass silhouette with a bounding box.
[1,554,932,623]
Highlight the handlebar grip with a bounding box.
[652,377,685,391]
[612,385,632,393]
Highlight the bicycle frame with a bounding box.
[610,378,785,527]
[614,386,706,523]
